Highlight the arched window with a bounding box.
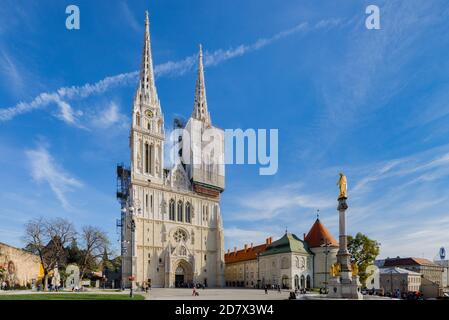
[177,200,183,222]
[185,202,191,223]
[169,199,175,221]
[294,275,299,289]
[136,113,141,126]
[149,144,154,175]
[202,205,209,221]
[144,143,149,173]
[306,275,311,289]
[213,205,218,221]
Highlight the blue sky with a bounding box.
[1,0,449,260]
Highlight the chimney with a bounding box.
[250,242,253,249]
[269,237,273,244]
[244,244,248,252]
[266,238,269,245]
[227,249,230,255]
[234,246,237,254]
[303,233,306,240]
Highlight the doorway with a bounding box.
[175,266,185,287]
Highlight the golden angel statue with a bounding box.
[330,262,341,277]
[337,172,347,200]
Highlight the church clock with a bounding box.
[145,109,154,118]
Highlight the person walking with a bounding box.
[264,285,268,294]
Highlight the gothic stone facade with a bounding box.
[121,12,225,288]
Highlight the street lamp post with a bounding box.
[129,213,136,298]
[121,200,140,298]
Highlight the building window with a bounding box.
[174,229,187,242]
[169,199,175,221]
[149,144,154,175]
[136,113,141,126]
[177,200,183,222]
[144,143,149,173]
[185,202,191,223]
[204,254,207,261]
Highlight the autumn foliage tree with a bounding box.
[347,232,380,286]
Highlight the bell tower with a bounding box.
[130,11,164,185]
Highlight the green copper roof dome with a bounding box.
[260,233,313,256]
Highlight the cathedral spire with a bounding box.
[191,44,211,124]
[137,10,158,106]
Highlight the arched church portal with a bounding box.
[173,259,193,287]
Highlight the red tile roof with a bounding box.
[304,219,338,248]
[383,257,439,267]
[224,238,272,264]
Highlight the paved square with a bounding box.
[146,288,293,300]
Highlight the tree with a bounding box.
[23,217,76,291]
[67,239,82,265]
[347,232,380,286]
[78,226,110,280]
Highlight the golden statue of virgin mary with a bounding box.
[337,173,347,200]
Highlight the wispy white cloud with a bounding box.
[120,1,140,33]
[227,183,334,222]
[224,226,276,252]
[0,49,23,93]
[25,144,83,210]
[0,18,343,124]
[90,101,128,129]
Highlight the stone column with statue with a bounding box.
[327,173,363,299]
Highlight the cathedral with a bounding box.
[119,11,225,288]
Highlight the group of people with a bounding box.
[263,284,283,294]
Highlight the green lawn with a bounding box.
[0,293,145,300]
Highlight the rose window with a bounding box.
[174,229,187,242]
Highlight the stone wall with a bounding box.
[0,242,42,287]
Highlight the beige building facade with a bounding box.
[225,219,338,290]
[0,242,42,287]
[383,257,444,297]
[120,12,225,288]
[379,267,421,294]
